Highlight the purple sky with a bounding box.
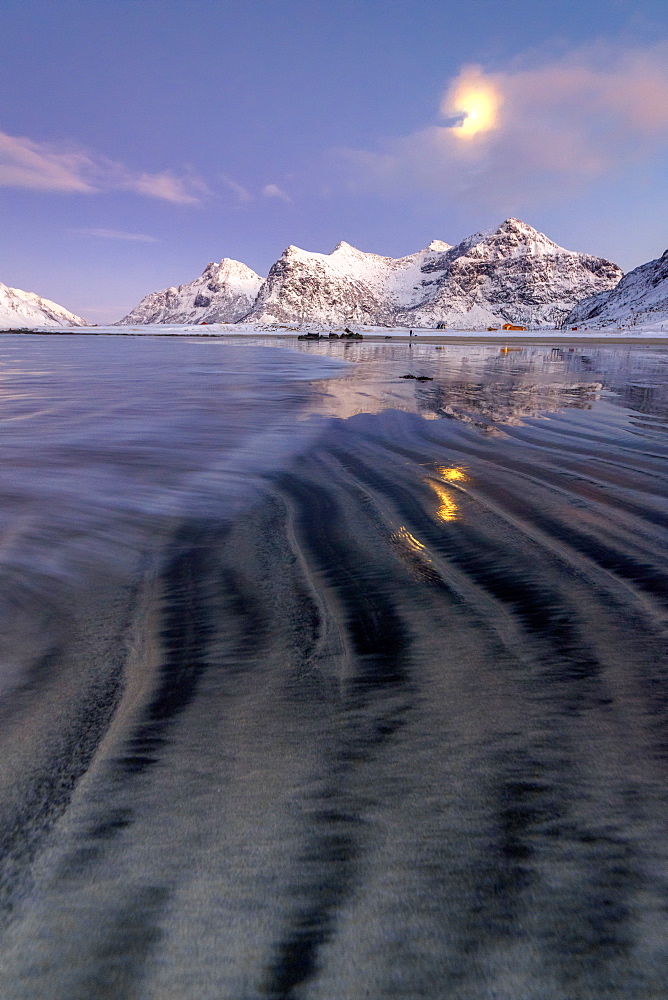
[2,0,667,322]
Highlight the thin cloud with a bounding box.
[0,133,95,192]
[262,182,291,203]
[339,41,668,208]
[70,228,159,243]
[122,171,206,205]
[0,130,206,204]
[220,173,253,203]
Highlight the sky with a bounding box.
[1,0,668,322]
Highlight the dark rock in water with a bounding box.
[416,376,433,381]
[329,332,340,339]
[400,374,416,379]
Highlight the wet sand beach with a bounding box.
[0,336,667,998]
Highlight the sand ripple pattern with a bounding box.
[0,341,667,998]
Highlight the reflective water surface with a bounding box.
[0,334,667,999]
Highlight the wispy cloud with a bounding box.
[0,133,96,192]
[220,173,253,203]
[0,130,207,204]
[262,182,291,203]
[120,171,206,205]
[70,228,159,243]
[339,41,668,208]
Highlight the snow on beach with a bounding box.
[7,322,668,340]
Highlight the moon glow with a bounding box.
[442,70,500,138]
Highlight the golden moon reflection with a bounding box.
[431,482,459,522]
[437,466,469,483]
[428,467,470,522]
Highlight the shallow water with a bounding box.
[0,335,667,998]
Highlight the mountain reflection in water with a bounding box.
[0,335,667,999]
[290,339,668,429]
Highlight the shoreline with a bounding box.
[2,328,667,346]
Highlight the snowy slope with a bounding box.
[119,258,263,325]
[244,240,452,326]
[0,282,87,328]
[565,248,668,328]
[396,219,622,329]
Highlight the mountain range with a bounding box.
[118,219,624,329]
[2,219,667,330]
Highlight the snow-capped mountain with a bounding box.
[243,220,621,329]
[394,219,622,329]
[118,258,263,325]
[0,281,87,328]
[564,248,668,328]
[244,240,452,326]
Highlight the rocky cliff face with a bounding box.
[564,248,668,328]
[118,258,263,325]
[0,282,87,328]
[244,240,452,326]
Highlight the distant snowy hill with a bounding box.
[118,259,263,325]
[565,248,668,328]
[0,282,87,328]
[245,240,452,326]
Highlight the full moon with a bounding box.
[457,88,497,136]
[442,69,500,138]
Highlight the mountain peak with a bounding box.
[428,240,451,252]
[330,240,372,260]
[500,217,534,231]
[495,218,561,249]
